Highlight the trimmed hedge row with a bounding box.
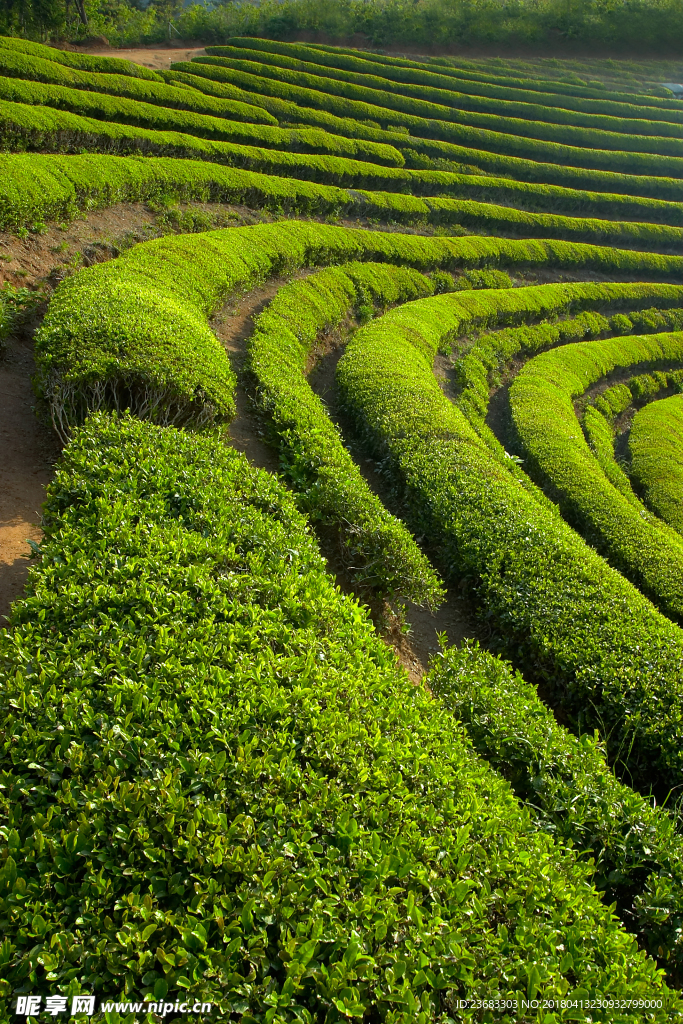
[166,68,683,213]
[5,151,683,267]
[630,394,683,536]
[335,289,683,795]
[8,158,683,286]
[428,642,683,983]
[452,286,683,443]
[0,33,162,81]
[2,411,679,1020]
[190,55,683,180]
[0,49,277,125]
[36,219,683,438]
[0,102,426,186]
[248,260,444,605]
[35,243,239,440]
[0,79,404,165]
[208,45,683,158]
[4,142,681,249]
[225,40,683,139]
[584,367,683,508]
[306,41,683,118]
[173,62,683,202]
[510,331,683,623]
[395,195,683,252]
[0,153,351,232]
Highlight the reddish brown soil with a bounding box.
[57,44,207,71]
[210,275,305,476]
[0,204,158,290]
[0,329,61,623]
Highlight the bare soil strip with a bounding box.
[0,329,61,623]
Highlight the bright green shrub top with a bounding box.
[0,50,277,124]
[428,641,683,982]
[4,412,679,1018]
[189,55,683,182]
[0,153,356,232]
[224,39,683,139]
[207,44,683,159]
[630,394,683,536]
[34,221,683,441]
[454,285,683,432]
[0,76,405,165]
[0,33,163,80]
[175,60,683,201]
[248,260,444,604]
[335,290,683,793]
[510,331,683,623]
[250,39,683,120]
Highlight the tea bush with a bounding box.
[336,291,683,794]
[0,48,276,125]
[249,40,683,121]
[35,221,683,440]
[187,56,683,183]
[583,368,683,505]
[172,60,683,201]
[248,260,443,604]
[510,331,683,623]
[453,287,683,435]
[4,151,682,251]
[4,412,680,1019]
[427,642,683,983]
[630,394,683,535]
[0,33,163,80]
[206,45,683,159]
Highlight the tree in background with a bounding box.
[1,0,683,56]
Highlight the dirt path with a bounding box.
[212,274,478,679]
[100,47,206,70]
[0,330,61,623]
[210,275,303,475]
[62,44,207,71]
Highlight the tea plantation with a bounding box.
[2,32,683,1024]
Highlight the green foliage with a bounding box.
[209,43,683,160]
[239,39,683,105]
[630,394,683,536]
[428,642,683,982]
[454,268,512,290]
[34,220,683,442]
[453,287,683,435]
[583,362,683,507]
[5,411,679,1018]
[336,289,683,795]
[186,55,683,188]
[0,44,278,123]
[248,260,444,604]
[4,147,682,254]
[5,0,683,52]
[0,79,401,165]
[510,330,683,623]
[172,62,683,202]
[0,280,43,350]
[34,231,241,439]
[0,153,350,232]
[0,35,163,81]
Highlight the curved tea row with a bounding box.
[4,33,683,1016]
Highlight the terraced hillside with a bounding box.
[2,33,683,1023]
